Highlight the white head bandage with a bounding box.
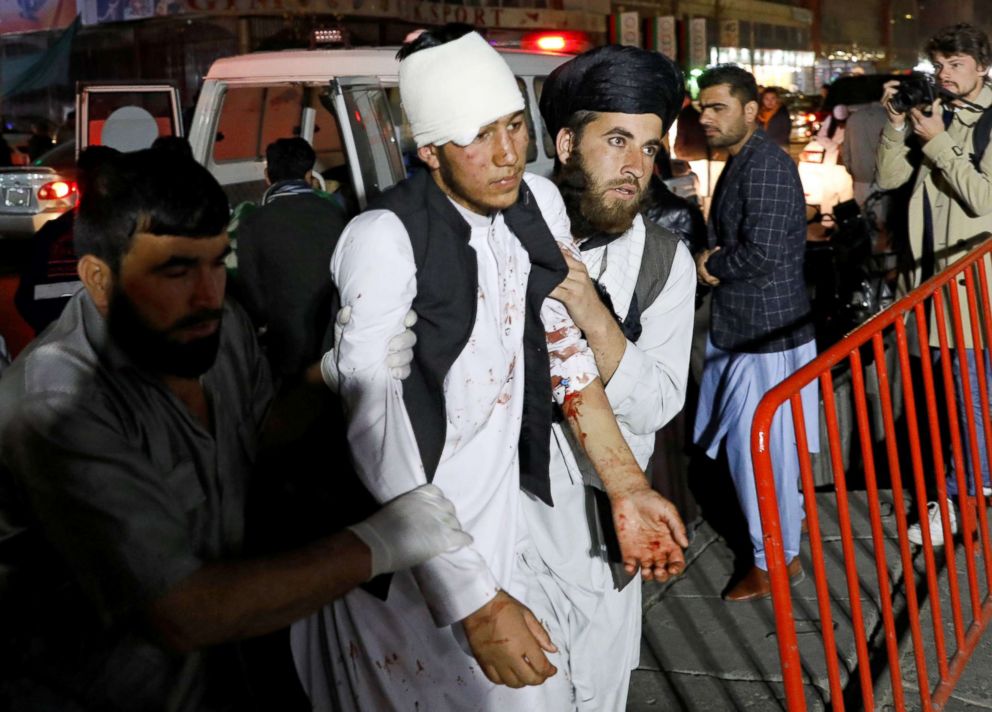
[399,32,525,148]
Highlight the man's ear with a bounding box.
[555,128,575,164]
[77,254,113,314]
[417,144,441,170]
[744,99,759,124]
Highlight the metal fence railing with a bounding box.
[752,236,992,711]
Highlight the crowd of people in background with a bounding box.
[0,18,990,712]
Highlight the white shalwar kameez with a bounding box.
[520,215,696,711]
[291,174,599,712]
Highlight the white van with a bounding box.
[79,47,570,216]
[78,45,698,218]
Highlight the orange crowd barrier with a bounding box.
[752,235,992,711]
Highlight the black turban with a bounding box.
[539,45,685,141]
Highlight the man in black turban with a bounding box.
[519,45,697,710]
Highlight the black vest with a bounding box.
[370,170,568,505]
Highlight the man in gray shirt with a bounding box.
[0,147,469,712]
[842,102,889,207]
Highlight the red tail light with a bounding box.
[535,35,567,52]
[520,31,589,54]
[38,180,77,201]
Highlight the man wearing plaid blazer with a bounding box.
[693,65,820,602]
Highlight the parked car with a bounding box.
[0,139,76,239]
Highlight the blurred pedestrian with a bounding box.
[25,119,53,162]
[843,102,888,206]
[234,137,346,378]
[674,97,708,161]
[757,87,791,149]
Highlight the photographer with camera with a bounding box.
[877,23,992,547]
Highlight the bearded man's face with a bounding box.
[106,232,229,378]
[555,111,663,240]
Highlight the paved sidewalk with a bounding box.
[627,491,992,711]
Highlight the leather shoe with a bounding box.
[724,558,804,602]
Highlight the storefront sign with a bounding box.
[651,16,677,59]
[0,0,76,33]
[689,17,707,68]
[81,0,604,31]
[612,11,639,47]
[719,19,738,48]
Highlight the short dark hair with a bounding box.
[698,64,759,106]
[396,23,476,61]
[265,137,315,183]
[74,147,229,273]
[925,23,991,69]
[151,135,194,160]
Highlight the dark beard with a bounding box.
[554,146,646,242]
[107,286,223,379]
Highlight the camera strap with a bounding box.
[922,187,936,281]
[970,106,992,170]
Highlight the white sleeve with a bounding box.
[604,241,695,434]
[331,210,498,626]
[525,173,601,401]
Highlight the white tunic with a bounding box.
[291,174,598,711]
[521,216,696,711]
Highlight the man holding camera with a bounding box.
[877,23,992,546]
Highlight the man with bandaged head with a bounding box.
[291,26,687,711]
[530,45,696,710]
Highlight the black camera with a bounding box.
[889,72,939,114]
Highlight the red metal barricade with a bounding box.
[752,236,992,711]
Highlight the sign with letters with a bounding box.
[689,17,707,68]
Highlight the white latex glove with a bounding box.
[321,307,418,391]
[385,310,417,379]
[348,483,472,578]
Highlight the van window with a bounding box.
[208,82,351,212]
[533,77,556,159]
[340,86,405,203]
[515,78,538,164]
[213,85,305,163]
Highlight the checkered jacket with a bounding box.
[705,129,814,353]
